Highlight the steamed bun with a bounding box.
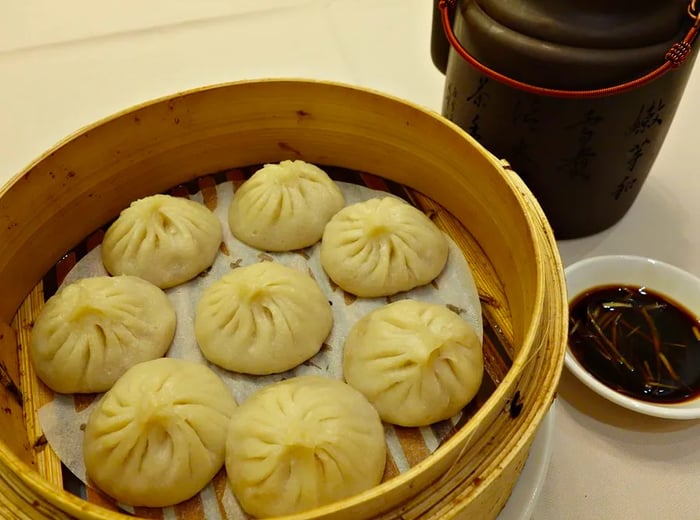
[195,262,333,374]
[83,358,237,507]
[343,300,483,426]
[101,194,222,288]
[225,376,386,517]
[30,275,175,394]
[320,197,448,297]
[228,160,344,251]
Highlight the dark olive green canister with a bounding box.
[432,0,698,239]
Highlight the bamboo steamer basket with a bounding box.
[0,79,567,520]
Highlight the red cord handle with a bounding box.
[438,0,700,99]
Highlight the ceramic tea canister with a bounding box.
[432,0,699,238]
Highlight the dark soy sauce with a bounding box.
[568,285,700,404]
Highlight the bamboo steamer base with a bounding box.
[0,80,567,520]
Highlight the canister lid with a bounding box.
[478,0,688,49]
[455,0,690,89]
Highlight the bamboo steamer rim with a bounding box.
[425,158,566,518]
[0,78,560,519]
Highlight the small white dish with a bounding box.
[565,255,700,420]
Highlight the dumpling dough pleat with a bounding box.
[343,300,483,427]
[83,358,237,507]
[225,375,386,517]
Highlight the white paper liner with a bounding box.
[37,180,483,518]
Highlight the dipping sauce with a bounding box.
[568,285,700,404]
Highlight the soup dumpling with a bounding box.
[83,358,237,507]
[320,197,448,297]
[228,160,344,251]
[225,375,386,517]
[343,300,483,427]
[30,275,176,394]
[101,194,222,289]
[195,262,333,375]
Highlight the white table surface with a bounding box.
[2,2,699,519]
